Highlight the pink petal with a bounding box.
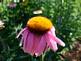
[31,35,42,55]
[48,31,65,47]
[50,26,56,36]
[34,35,47,56]
[17,27,29,48]
[54,37,65,47]
[21,29,28,49]
[23,31,34,55]
[16,27,27,38]
[45,33,58,52]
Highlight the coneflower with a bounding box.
[17,16,65,56]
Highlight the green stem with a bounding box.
[41,53,45,61]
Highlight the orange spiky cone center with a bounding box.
[27,16,52,33]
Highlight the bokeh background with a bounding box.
[0,0,81,61]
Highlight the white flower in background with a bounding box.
[0,20,5,30]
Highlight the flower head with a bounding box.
[17,16,65,56]
[27,16,52,33]
[0,20,5,30]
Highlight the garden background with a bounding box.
[0,0,81,61]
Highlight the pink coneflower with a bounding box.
[16,16,65,56]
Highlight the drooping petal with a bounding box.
[29,34,42,55]
[22,28,29,43]
[19,29,28,49]
[23,31,34,55]
[48,30,65,47]
[54,37,65,47]
[34,35,47,56]
[45,33,58,52]
[50,26,56,36]
[17,27,29,48]
[16,27,27,38]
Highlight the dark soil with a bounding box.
[62,41,81,61]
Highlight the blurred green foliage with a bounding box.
[0,0,81,61]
